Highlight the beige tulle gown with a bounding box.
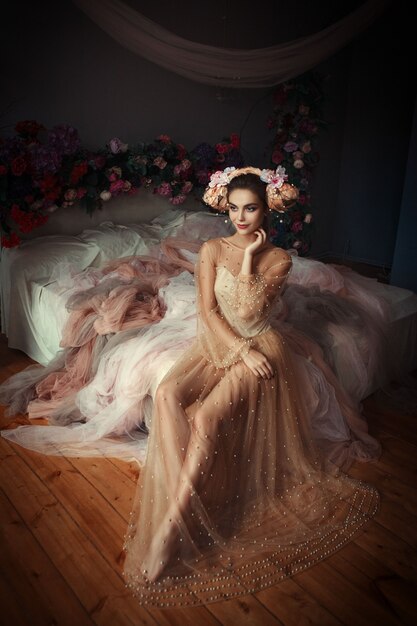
[122,236,379,607]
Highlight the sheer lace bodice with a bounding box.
[195,237,292,368]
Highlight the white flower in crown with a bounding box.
[208,167,236,188]
[260,165,288,188]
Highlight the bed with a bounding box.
[1,201,417,465]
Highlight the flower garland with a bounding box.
[0,124,243,247]
[267,71,325,255]
[0,72,324,251]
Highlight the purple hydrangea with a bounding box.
[29,144,62,174]
[47,124,80,156]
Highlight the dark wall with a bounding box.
[390,96,417,292]
[1,0,415,280]
[331,1,416,267]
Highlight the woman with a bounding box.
[122,166,380,606]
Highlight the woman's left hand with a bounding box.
[244,229,267,255]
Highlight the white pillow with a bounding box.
[79,221,148,266]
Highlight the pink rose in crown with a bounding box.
[173,164,182,176]
[291,221,303,234]
[293,151,304,160]
[153,156,167,169]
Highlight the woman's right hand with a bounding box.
[242,348,275,380]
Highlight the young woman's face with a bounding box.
[227,188,265,235]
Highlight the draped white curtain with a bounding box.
[73,0,391,88]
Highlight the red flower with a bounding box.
[70,161,88,185]
[1,232,21,248]
[273,87,288,105]
[11,157,27,176]
[230,133,240,149]
[291,221,303,234]
[272,149,284,165]
[215,143,229,154]
[0,164,7,176]
[275,130,288,144]
[177,144,187,160]
[15,120,44,137]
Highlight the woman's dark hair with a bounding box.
[227,173,271,234]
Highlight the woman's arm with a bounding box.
[231,249,292,322]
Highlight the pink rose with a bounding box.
[76,187,87,199]
[182,181,193,194]
[174,164,182,176]
[177,144,187,160]
[64,188,77,202]
[293,159,304,169]
[153,156,167,169]
[107,166,122,181]
[109,179,125,194]
[293,151,304,159]
[109,137,128,154]
[157,182,172,197]
[304,213,313,223]
[181,159,191,170]
[293,240,302,248]
[301,141,312,154]
[169,194,187,205]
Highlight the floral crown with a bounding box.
[202,166,299,213]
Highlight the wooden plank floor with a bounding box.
[1,333,417,626]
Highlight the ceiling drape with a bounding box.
[73,0,391,88]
